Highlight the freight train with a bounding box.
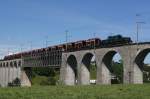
[4,35,132,60]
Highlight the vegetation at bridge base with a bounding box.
[90,64,97,79]
[8,78,21,87]
[110,60,150,84]
[31,67,59,86]
[90,60,124,84]
[0,84,150,99]
[111,60,123,84]
[143,64,150,83]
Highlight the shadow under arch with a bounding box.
[66,55,77,85]
[80,52,95,85]
[102,50,123,84]
[135,48,150,70]
[134,48,150,83]
[82,53,94,71]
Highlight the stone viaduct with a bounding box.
[60,43,150,85]
[0,59,31,87]
[0,43,150,87]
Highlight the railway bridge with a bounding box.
[0,43,150,87]
[60,43,150,85]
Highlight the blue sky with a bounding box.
[0,0,150,62]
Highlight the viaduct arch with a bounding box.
[134,48,150,83]
[101,50,123,84]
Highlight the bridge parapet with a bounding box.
[22,50,61,68]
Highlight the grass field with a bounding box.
[0,84,150,99]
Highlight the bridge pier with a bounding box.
[9,66,14,84]
[60,54,78,85]
[96,50,112,85]
[133,64,143,84]
[79,63,90,85]
[20,68,31,87]
[2,65,5,87]
[5,65,8,86]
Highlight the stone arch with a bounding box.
[18,61,21,67]
[101,50,123,84]
[80,52,95,85]
[12,61,18,82]
[3,62,5,67]
[135,48,150,70]
[134,48,150,83]
[14,61,17,68]
[6,62,9,67]
[103,51,117,72]
[4,62,9,86]
[9,61,14,83]
[10,62,13,67]
[65,54,77,85]
[16,61,21,79]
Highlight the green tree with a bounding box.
[112,60,123,83]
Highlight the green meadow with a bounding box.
[0,84,150,99]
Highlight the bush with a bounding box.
[31,67,59,86]
[47,77,57,85]
[32,67,56,77]
[39,77,56,86]
[8,78,21,87]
